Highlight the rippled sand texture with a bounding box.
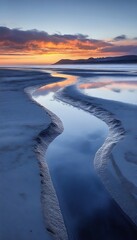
[56,83,137,225]
[0,68,68,240]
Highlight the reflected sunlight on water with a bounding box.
[36,72,77,94]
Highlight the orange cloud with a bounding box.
[0,27,137,65]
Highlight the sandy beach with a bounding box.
[0,68,68,240]
[1,0,137,239]
[0,66,137,240]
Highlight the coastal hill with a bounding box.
[55,55,137,64]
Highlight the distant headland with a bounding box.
[55,55,137,65]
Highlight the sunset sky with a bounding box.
[0,0,137,65]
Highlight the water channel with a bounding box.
[32,69,137,240]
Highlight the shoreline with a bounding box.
[26,86,68,240]
[0,68,68,240]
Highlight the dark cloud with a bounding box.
[102,45,137,54]
[0,26,111,47]
[113,35,127,41]
[0,26,90,44]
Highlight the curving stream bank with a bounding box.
[33,67,137,239]
[0,68,68,240]
[0,66,137,240]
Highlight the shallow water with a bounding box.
[80,76,137,105]
[33,67,137,239]
[23,63,137,72]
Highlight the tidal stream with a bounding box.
[32,69,137,240]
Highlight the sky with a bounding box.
[0,0,137,65]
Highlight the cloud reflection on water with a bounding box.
[34,70,137,106]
